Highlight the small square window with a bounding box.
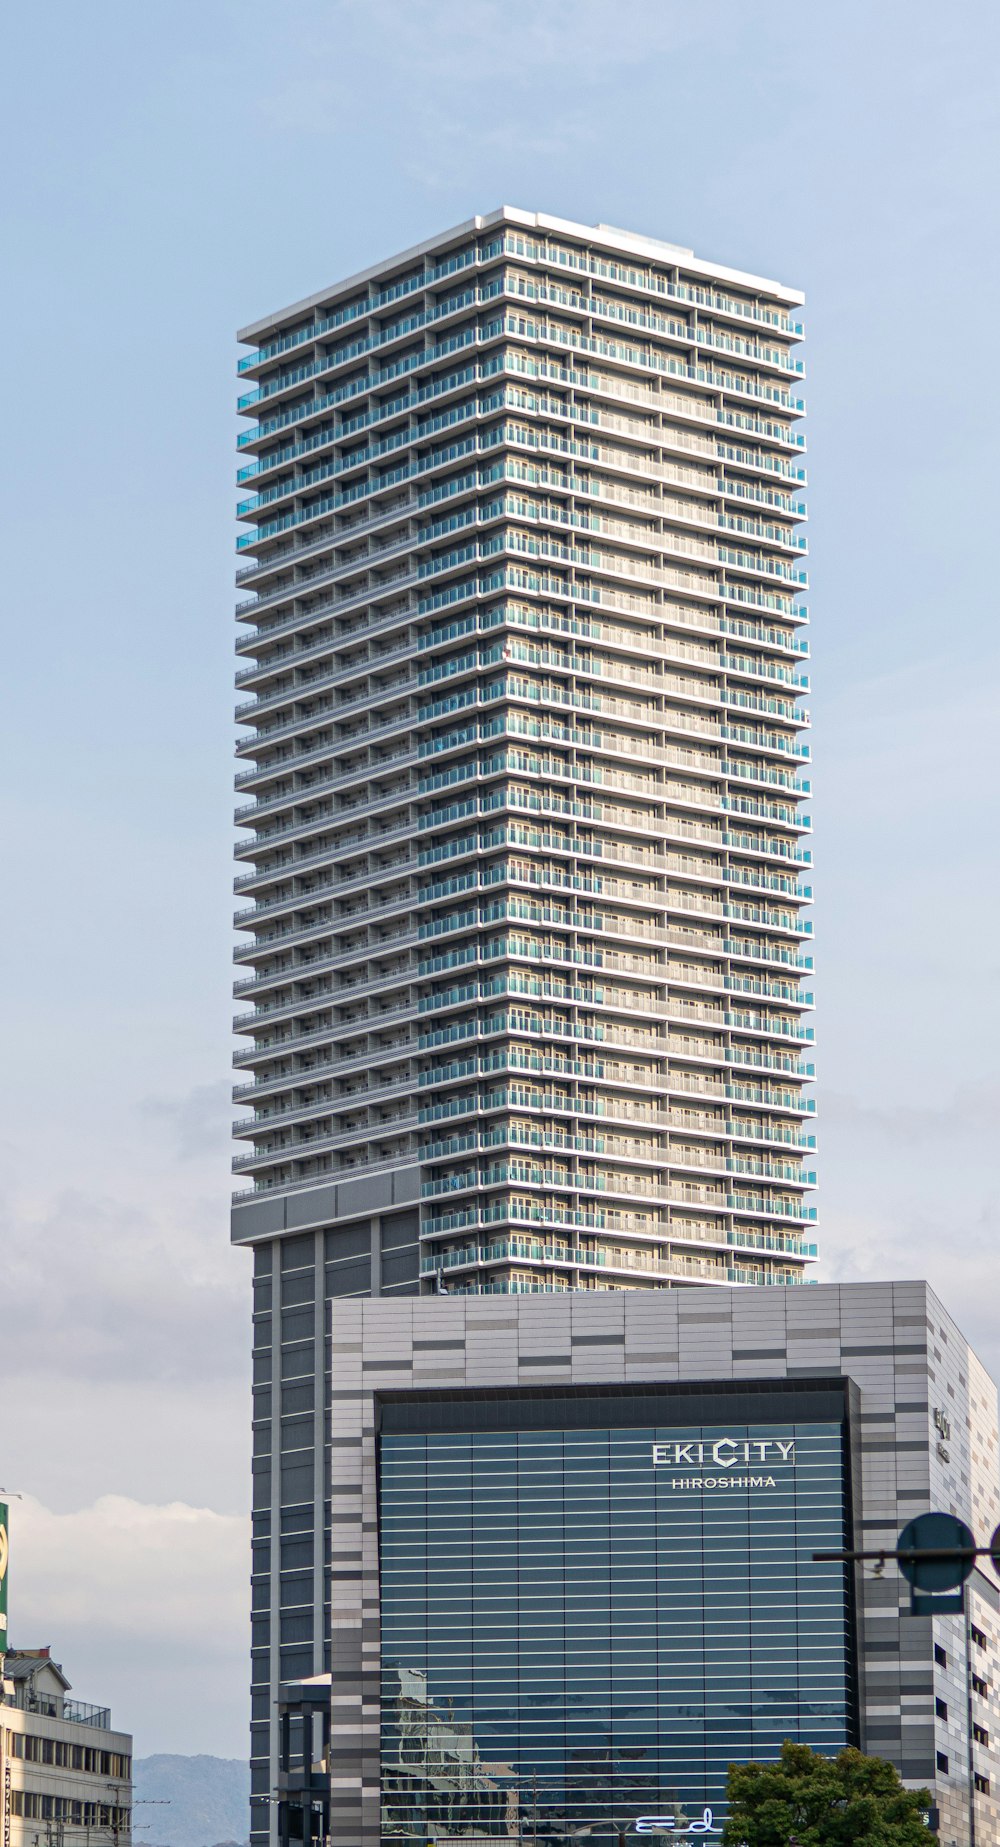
[936,1697,948,1720]
[934,1643,948,1667]
[937,1751,950,1774]
[974,1772,991,1795]
[971,1624,988,1650]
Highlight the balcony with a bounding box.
[234,1115,417,1172]
[235,952,416,1014]
[233,1060,414,1106]
[7,1690,112,1727]
[236,584,417,668]
[231,1026,415,1093]
[233,494,417,609]
[420,1229,816,1281]
[235,405,806,577]
[233,824,415,896]
[418,1153,815,1207]
[233,907,416,966]
[232,1144,417,1201]
[234,729,416,797]
[233,964,413,1034]
[235,628,415,696]
[235,672,417,741]
[63,1699,113,1728]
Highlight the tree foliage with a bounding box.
[722,1740,935,1846]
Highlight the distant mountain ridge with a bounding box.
[134,1755,249,1847]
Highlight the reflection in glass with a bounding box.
[379,1418,853,1839]
[381,1666,520,1841]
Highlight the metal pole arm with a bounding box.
[812,1545,990,1565]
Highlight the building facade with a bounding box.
[232,203,815,1297]
[231,209,818,1843]
[331,1282,1000,1847]
[378,1379,856,1839]
[1,1650,132,1847]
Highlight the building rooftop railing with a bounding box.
[63,1698,113,1727]
[5,1690,112,1727]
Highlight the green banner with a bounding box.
[0,1502,8,1653]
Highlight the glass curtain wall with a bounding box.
[378,1393,854,1839]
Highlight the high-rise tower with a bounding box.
[231,209,813,1843]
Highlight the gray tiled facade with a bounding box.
[326,1281,1000,1847]
[247,1174,421,1846]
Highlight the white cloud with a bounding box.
[823,1196,1000,1384]
[139,1080,233,1162]
[266,0,715,107]
[10,1496,247,1646]
[0,1178,250,1515]
[6,1495,249,1758]
[2,1185,245,1388]
[818,1084,1000,1384]
[254,0,737,175]
[821,1082,1000,1145]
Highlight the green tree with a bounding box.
[722,1740,935,1846]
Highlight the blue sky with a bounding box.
[3,0,999,1759]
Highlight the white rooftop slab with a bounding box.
[237,204,804,343]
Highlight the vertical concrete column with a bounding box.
[312,1227,325,1677]
[370,1216,382,1297]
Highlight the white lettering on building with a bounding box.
[652,1437,795,1469]
[635,1807,719,1834]
[670,1474,777,1491]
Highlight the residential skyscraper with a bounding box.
[231,208,813,1844]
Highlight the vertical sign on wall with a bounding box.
[0,1503,8,1654]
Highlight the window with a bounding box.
[973,1722,990,1746]
[378,1403,854,1836]
[11,1732,137,1780]
[934,1643,948,1667]
[937,1752,950,1774]
[936,1698,948,1720]
[974,1773,991,1795]
[971,1623,988,1650]
[973,1672,990,1698]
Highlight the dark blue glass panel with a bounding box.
[379,1408,853,1839]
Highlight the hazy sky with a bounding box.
[3,0,999,1761]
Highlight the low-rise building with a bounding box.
[324,1280,1000,1847]
[1,1649,131,1847]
